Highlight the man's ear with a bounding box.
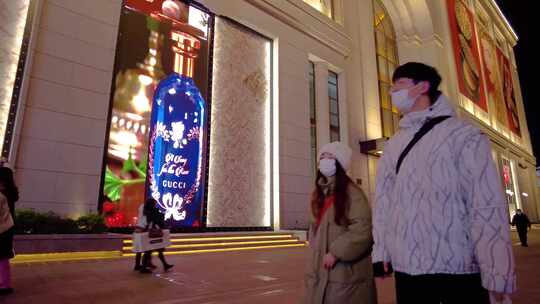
[419,81,430,95]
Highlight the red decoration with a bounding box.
[503,165,511,185]
[105,212,126,227]
[102,202,116,214]
[447,0,487,111]
[498,50,521,136]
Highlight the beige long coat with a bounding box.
[304,181,376,304]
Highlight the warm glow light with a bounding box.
[264,40,272,227]
[492,2,518,40]
[109,131,139,160]
[12,251,122,264]
[138,74,153,85]
[0,0,31,154]
[132,91,151,113]
[122,243,306,257]
[208,19,273,228]
[123,234,294,244]
[302,0,332,18]
[509,161,522,210]
[122,239,298,250]
[188,6,208,36]
[272,41,280,229]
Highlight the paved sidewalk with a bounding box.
[3,228,539,303]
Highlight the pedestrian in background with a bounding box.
[140,198,173,273]
[512,209,532,247]
[0,167,18,296]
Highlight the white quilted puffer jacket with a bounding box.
[372,95,516,294]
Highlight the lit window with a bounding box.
[373,0,399,138]
[328,71,340,142]
[309,62,318,174]
[303,0,334,19]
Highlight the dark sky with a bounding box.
[494,1,539,163]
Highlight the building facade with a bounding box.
[2,0,538,230]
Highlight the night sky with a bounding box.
[495,1,539,163]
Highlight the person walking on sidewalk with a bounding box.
[372,62,515,303]
[140,198,173,273]
[304,142,376,304]
[512,209,532,247]
[133,202,156,271]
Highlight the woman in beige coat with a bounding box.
[304,142,376,304]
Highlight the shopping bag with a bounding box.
[132,229,171,253]
[148,227,163,238]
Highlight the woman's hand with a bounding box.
[323,253,337,269]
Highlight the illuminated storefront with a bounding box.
[101,0,273,230]
[4,0,539,229]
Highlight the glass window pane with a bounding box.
[388,23,396,40]
[309,61,317,172]
[330,99,338,114]
[378,56,388,82]
[329,84,338,100]
[393,112,400,131]
[388,61,396,80]
[330,114,340,127]
[379,82,390,109]
[374,0,399,138]
[384,19,394,37]
[376,30,386,56]
[382,109,393,137]
[387,38,396,62]
[311,126,317,147]
[328,71,340,142]
[303,0,333,19]
[330,129,340,142]
[373,2,384,26]
[328,72,338,85]
[309,64,316,120]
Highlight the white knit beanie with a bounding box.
[318,141,352,171]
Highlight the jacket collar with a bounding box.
[399,94,456,130]
[318,176,335,196]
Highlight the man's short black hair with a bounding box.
[392,62,442,104]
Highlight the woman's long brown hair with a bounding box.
[311,161,350,226]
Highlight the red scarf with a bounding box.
[316,195,335,229]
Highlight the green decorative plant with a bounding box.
[76,214,108,233]
[103,151,147,201]
[14,209,107,234]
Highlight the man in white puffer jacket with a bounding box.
[372,62,515,303]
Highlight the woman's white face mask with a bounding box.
[319,158,337,177]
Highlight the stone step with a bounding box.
[121,232,306,256]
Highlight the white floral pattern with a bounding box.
[170,121,185,148]
[207,18,271,227]
[161,192,186,221]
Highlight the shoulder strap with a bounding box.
[396,116,451,175]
